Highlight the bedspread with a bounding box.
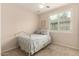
[17,33,51,55]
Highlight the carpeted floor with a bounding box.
[2,44,79,56]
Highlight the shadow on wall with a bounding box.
[50,32,54,44]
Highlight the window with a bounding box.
[49,11,71,32]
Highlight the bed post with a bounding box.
[28,34,31,56]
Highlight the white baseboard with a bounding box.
[1,46,18,54]
[1,42,79,54]
[53,42,79,50]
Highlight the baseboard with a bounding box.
[1,46,18,54]
[1,42,79,54]
[53,42,79,50]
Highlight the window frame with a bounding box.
[48,11,72,33]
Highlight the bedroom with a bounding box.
[0,3,79,56]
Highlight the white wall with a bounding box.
[1,4,39,52]
[39,4,79,49]
[0,3,1,55]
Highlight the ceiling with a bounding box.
[18,3,68,14]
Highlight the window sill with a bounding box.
[49,30,72,33]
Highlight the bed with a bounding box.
[16,31,51,55]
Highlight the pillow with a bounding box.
[34,30,41,34]
[40,30,47,35]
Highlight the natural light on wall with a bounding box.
[49,11,71,32]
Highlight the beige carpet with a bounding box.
[2,44,79,56]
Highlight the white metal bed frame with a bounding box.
[15,31,50,56]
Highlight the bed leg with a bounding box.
[28,52,31,56]
[26,52,31,56]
